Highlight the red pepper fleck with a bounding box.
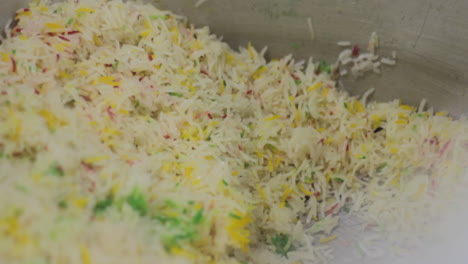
[325,203,338,216]
[79,94,92,102]
[238,145,243,151]
[15,28,23,33]
[246,90,253,95]
[12,151,23,158]
[11,57,16,73]
[104,63,113,67]
[352,45,360,57]
[207,113,213,119]
[34,88,40,95]
[194,112,207,119]
[42,68,47,73]
[346,143,350,152]
[81,161,94,171]
[88,181,96,192]
[138,76,145,82]
[58,35,70,41]
[47,32,57,37]
[314,192,321,197]
[56,54,60,62]
[1,91,7,95]
[200,69,210,77]
[291,74,300,81]
[131,71,137,76]
[222,114,227,119]
[329,111,334,115]
[164,134,171,139]
[23,8,30,12]
[331,168,336,172]
[66,30,80,35]
[106,106,115,120]
[148,53,154,61]
[319,138,325,145]
[126,160,135,165]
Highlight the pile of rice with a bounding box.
[0,1,467,264]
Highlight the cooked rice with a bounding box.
[0,1,467,264]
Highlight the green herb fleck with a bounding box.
[66,18,74,26]
[344,207,350,213]
[165,200,178,208]
[58,200,68,209]
[244,162,250,169]
[229,213,242,220]
[240,130,246,138]
[295,80,302,85]
[291,42,299,48]
[168,92,183,97]
[305,177,314,184]
[265,143,278,153]
[359,155,366,160]
[12,50,16,55]
[192,209,204,225]
[318,60,331,74]
[222,179,228,186]
[112,60,120,71]
[271,233,295,257]
[47,162,65,177]
[376,163,387,173]
[344,102,348,109]
[334,178,344,183]
[150,15,168,20]
[94,196,113,213]
[126,189,148,216]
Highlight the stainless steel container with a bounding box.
[2,0,467,115]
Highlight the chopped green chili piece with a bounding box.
[271,233,295,257]
[192,209,204,224]
[126,189,148,216]
[150,15,168,20]
[112,60,120,71]
[318,60,331,74]
[376,163,387,173]
[58,200,68,209]
[47,162,65,177]
[229,213,241,220]
[168,92,183,97]
[94,196,113,213]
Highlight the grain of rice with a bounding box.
[307,17,315,41]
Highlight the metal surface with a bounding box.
[2,0,467,114]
